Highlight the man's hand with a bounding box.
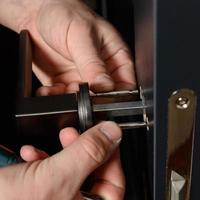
[0,122,124,200]
[0,1,135,199]
[0,0,135,94]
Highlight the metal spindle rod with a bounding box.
[119,122,147,129]
[91,90,139,97]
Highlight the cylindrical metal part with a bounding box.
[77,83,93,132]
[118,122,147,129]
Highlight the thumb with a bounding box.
[52,121,122,188]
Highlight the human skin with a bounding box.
[0,0,135,199]
[0,122,124,200]
[0,0,136,94]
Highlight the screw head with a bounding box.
[176,97,190,109]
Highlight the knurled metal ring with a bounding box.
[77,83,93,132]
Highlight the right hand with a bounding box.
[0,121,125,200]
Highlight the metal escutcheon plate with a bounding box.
[166,89,197,200]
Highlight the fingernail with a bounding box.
[100,121,122,143]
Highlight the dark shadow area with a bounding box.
[0,26,19,151]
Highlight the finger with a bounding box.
[98,20,136,90]
[20,145,49,162]
[20,129,80,162]
[68,21,114,92]
[36,83,66,96]
[91,150,125,200]
[36,82,81,95]
[59,127,79,148]
[106,49,136,90]
[64,81,80,93]
[52,69,82,92]
[51,121,122,189]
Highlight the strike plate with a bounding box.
[166,89,197,200]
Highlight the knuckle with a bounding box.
[81,59,105,69]
[81,136,109,164]
[75,15,93,30]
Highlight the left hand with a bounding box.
[5,0,136,94]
